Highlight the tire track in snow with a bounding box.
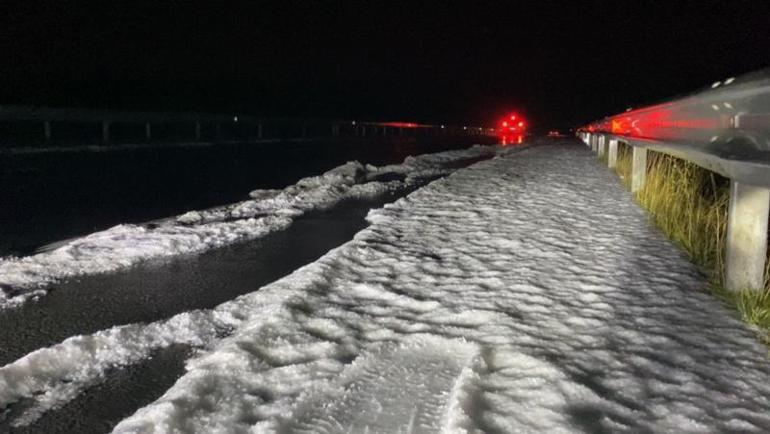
[285,336,480,434]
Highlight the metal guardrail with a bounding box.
[0,105,496,147]
[577,68,770,292]
[580,68,770,184]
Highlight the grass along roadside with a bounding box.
[613,142,770,342]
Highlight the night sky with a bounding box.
[2,1,769,130]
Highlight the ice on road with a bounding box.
[4,140,770,432]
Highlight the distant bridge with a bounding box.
[0,105,495,149]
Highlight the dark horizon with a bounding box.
[2,1,769,130]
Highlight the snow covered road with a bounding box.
[4,139,770,432]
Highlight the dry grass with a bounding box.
[613,142,770,342]
[715,287,770,341]
[636,151,730,279]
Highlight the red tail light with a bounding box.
[499,112,527,145]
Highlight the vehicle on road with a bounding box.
[499,113,527,145]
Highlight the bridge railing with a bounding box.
[0,105,496,148]
[578,68,770,292]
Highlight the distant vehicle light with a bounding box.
[381,122,419,128]
[233,116,239,122]
[498,112,528,144]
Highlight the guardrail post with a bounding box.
[43,121,51,140]
[145,122,152,140]
[607,139,618,168]
[102,121,111,144]
[631,147,647,193]
[597,135,606,158]
[725,181,770,291]
[591,135,598,153]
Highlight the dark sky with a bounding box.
[1,1,768,129]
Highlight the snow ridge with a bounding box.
[0,145,501,309]
[0,311,222,427]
